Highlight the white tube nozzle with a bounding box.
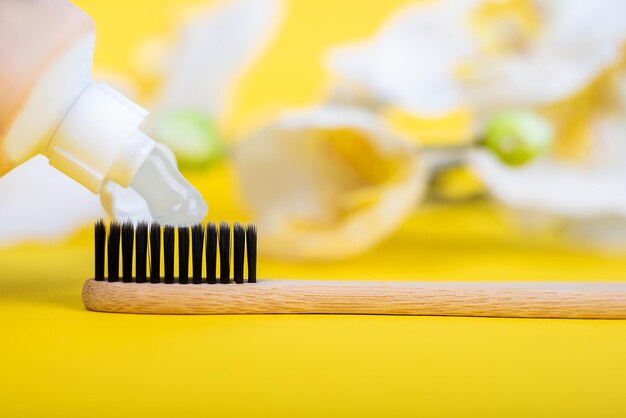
[44,81,208,225]
[45,81,156,193]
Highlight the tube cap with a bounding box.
[46,82,156,193]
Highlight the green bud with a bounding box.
[483,110,553,166]
[154,108,224,168]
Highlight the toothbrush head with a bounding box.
[94,220,257,284]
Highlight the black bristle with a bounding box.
[163,225,175,284]
[94,219,106,281]
[206,223,217,284]
[178,226,190,284]
[219,222,230,284]
[246,224,257,283]
[149,223,161,283]
[121,222,135,283]
[191,224,204,284]
[135,222,148,283]
[233,223,245,284]
[95,220,255,286]
[107,222,121,282]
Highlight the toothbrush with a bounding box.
[83,221,626,319]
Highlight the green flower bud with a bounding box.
[483,110,553,166]
[154,108,224,168]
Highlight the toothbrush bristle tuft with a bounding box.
[206,223,217,284]
[107,221,121,282]
[94,221,256,284]
[94,219,106,281]
[121,222,135,283]
[233,223,245,284]
[149,223,161,283]
[163,225,175,284]
[246,224,257,283]
[192,224,204,284]
[178,226,190,284]
[219,222,231,284]
[135,222,148,283]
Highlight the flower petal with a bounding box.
[234,106,425,259]
[326,0,481,115]
[151,0,284,121]
[326,0,626,114]
[470,113,626,218]
[0,156,103,245]
[465,0,626,110]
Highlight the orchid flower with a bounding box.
[233,106,425,259]
[326,0,626,227]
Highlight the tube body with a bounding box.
[0,0,157,193]
[0,0,95,174]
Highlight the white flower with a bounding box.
[327,0,626,224]
[471,106,626,219]
[0,156,103,246]
[148,0,283,123]
[326,0,626,114]
[233,106,425,260]
[326,0,480,115]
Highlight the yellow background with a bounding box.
[1,0,626,416]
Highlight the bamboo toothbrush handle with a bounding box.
[82,279,626,319]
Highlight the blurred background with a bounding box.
[3,0,626,281]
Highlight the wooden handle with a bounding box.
[82,279,626,319]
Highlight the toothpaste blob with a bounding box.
[130,146,207,226]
